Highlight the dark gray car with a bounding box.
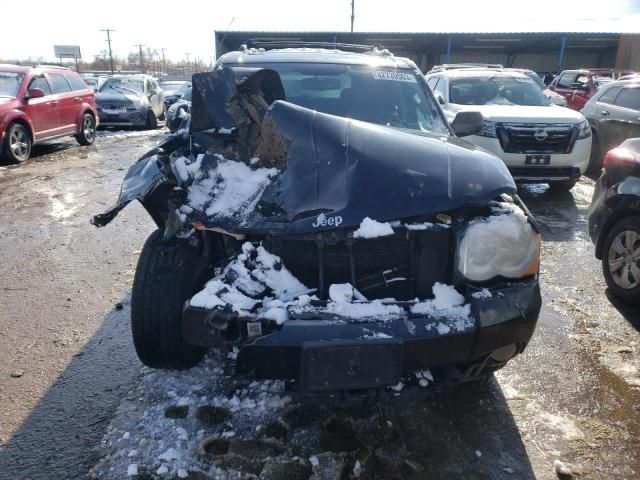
[581,77,640,171]
[96,75,166,129]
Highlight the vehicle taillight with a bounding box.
[603,148,638,169]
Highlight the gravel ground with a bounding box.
[0,129,638,480]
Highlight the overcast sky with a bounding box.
[0,0,638,64]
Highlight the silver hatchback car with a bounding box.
[96,75,165,129]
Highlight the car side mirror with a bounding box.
[25,88,45,100]
[451,111,484,137]
[434,93,445,105]
[571,82,588,91]
[548,84,556,91]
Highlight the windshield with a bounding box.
[522,71,546,90]
[99,77,144,94]
[241,63,448,134]
[0,72,23,97]
[450,74,550,106]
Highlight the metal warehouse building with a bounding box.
[215,31,640,74]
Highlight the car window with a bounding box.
[48,73,71,94]
[557,73,576,89]
[426,76,439,90]
[28,76,52,95]
[433,77,447,99]
[0,72,23,97]
[449,74,549,106]
[575,74,589,87]
[65,74,88,91]
[234,62,448,134]
[614,87,640,111]
[598,85,622,105]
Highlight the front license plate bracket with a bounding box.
[525,154,551,165]
[299,340,402,392]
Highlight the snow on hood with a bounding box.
[450,103,585,123]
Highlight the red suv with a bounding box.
[0,64,98,163]
[549,69,616,111]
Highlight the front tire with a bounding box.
[602,216,640,305]
[587,131,602,173]
[75,113,96,146]
[131,230,208,369]
[2,123,31,163]
[144,109,158,130]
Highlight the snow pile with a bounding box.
[472,288,492,299]
[328,283,366,303]
[89,353,294,480]
[190,242,312,324]
[182,156,277,223]
[411,283,472,332]
[353,217,394,239]
[326,299,405,321]
[404,222,450,230]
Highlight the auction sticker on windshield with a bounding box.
[373,71,417,83]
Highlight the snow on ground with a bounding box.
[89,353,296,479]
[353,217,394,239]
[96,129,167,139]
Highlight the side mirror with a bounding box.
[571,82,588,91]
[25,88,45,99]
[451,111,484,137]
[548,84,556,91]
[434,92,445,105]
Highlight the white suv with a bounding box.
[426,69,592,190]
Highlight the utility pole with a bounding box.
[161,48,166,75]
[135,43,146,73]
[185,52,191,74]
[101,28,115,73]
[351,0,355,33]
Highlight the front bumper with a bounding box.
[467,135,591,182]
[182,280,541,392]
[97,109,146,127]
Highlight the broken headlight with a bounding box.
[457,210,540,282]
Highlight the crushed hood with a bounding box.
[92,68,516,236]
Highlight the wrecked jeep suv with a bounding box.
[93,43,541,401]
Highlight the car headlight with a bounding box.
[577,119,591,139]
[479,120,497,138]
[457,209,540,282]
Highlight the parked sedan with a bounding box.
[159,80,191,107]
[166,88,191,133]
[581,78,640,171]
[588,138,640,304]
[0,65,97,163]
[96,75,165,129]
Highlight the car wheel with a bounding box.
[2,123,31,163]
[131,229,209,369]
[548,180,577,192]
[587,131,602,173]
[144,110,158,130]
[602,216,640,305]
[75,113,96,146]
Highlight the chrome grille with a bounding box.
[100,103,127,111]
[497,123,578,154]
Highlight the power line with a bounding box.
[100,28,115,73]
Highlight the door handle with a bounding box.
[74,96,81,102]
[600,110,610,116]
[49,101,58,106]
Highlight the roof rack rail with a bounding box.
[241,39,387,54]
[428,63,503,73]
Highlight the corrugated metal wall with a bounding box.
[615,34,640,70]
[447,51,616,72]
